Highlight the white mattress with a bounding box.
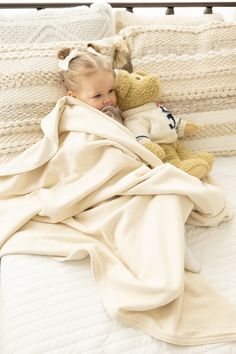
[1,156,236,354]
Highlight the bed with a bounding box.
[0,2,236,353]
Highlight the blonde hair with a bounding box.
[57,47,113,93]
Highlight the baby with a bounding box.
[57,47,122,123]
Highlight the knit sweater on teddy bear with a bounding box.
[121,102,186,145]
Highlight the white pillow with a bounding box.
[115,10,224,33]
[0,3,115,44]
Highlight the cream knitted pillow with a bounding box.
[0,3,115,44]
[121,23,236,155]
[180,109,236,156]
[0,38,125,162]
[115,10,224,33]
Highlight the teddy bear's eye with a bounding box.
[136,77,141,80]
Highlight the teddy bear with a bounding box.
[114,69,214,179]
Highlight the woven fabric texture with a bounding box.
[0,39,122,162]
[115,11,224,33]
[0,3,115,44]
[121,23,236,155]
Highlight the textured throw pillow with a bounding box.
[0,38,126,162]
[180,109,236,155]
[0,3,115,44]
[115,10,224,33]
[121,23,236,155]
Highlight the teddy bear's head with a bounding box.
[115,69,160,112]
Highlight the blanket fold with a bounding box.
[0,96,235,345]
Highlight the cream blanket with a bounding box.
[0,96,236,346]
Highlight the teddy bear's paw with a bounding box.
[184,122,199,136]
[194,151,214,171]
[175,140,214,170]
[143,141,166,160]
[169,158,210,179]
[182,159,210,179]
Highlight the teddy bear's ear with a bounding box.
[87,40,130,70]
[135,70,149,76]
[115,70,131,98]
[112,37,130,69]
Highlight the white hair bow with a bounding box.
[87,46,102,56]
[58,47,102,71]
[58,49,80,71]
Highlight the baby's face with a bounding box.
[69,70,117,111]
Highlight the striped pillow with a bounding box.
[121,23,236,155]
[0,39,124,162]
[180,109,236,156]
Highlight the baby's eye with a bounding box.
[109,88,115,93]
[93,94,101,99]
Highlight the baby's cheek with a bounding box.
[113,95,117,106]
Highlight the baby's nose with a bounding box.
[103,95,111,104]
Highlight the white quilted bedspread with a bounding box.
[1,156,236,354]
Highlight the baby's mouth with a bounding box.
[101,106,117,117]
[101,105,115,112]
[101,104,114,110]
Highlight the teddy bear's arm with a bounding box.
[142,140,166,160]
[123,117,166,160]
[176,118,198,137]
[123,117,151,143]
[158,105,198,138]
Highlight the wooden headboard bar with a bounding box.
[0,2,236,15]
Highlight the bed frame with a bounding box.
[0,1,236,15]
